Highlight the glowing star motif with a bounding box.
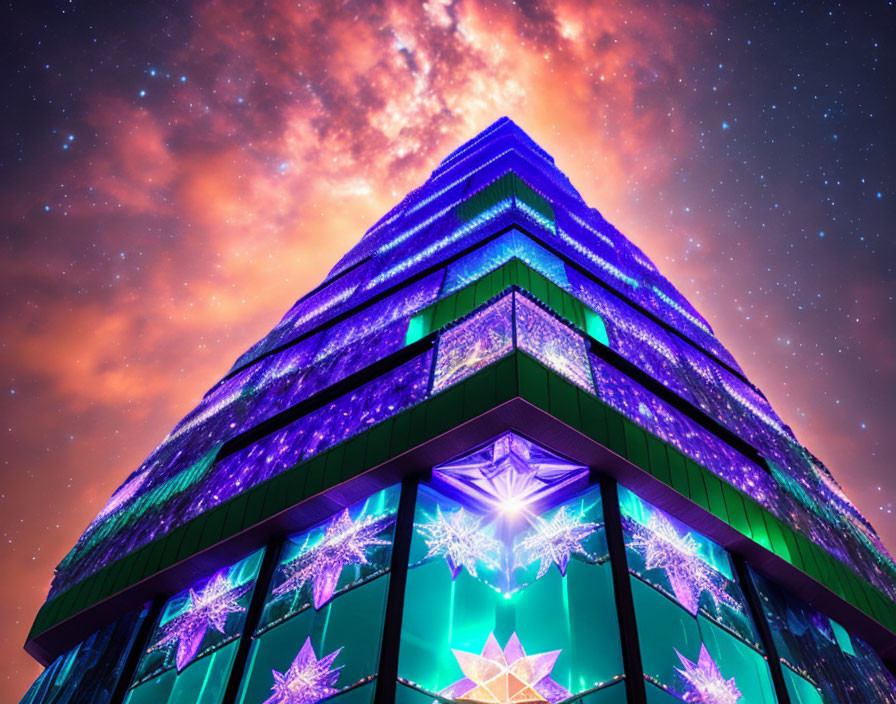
[263,637,343,704]
[417,506,501,579]
[151,571,249,672]
[273,509,393,609]
[515,507,599,578]
[441,632,570,704]
[433,432,588,514]
[630,512,737,616]
[675,645,742,704]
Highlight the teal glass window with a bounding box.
[124,549,265,704]
[19,605,149,704]
[398,435,626,703]
[235,486,400,704]
[619,486,778,703]
[750,568,896,703]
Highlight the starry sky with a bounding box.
[1,0,894,698]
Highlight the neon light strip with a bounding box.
[567,210,616,249]
[406,149,513,215]
[366,200,514,290]
[556,226,639,289]
[651,286,713,335]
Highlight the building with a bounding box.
[19,118,896,704]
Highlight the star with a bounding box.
[151,571,249,671]
[273,509,393,609]
[416,505,501,579]
[675,644,742,704]
[630,511,737,616]
[433,432,588,513]
[441,632,570,704]
[263,637,343,704]
[515,506,599,578]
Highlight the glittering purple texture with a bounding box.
[263,638,343,704]
[432,431,589,514]
[675,644,742,704]
[272,509,393,609]
[209,351,433,497]
[590,354,774,502]
[514,293,595,394]
[442,229,568,296]
[431,293,514,394]
[150,570,250,672]
[629,511,737,617]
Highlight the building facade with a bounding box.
[20,118,896,704]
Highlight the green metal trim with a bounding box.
[28,349,896,645]
[408,256,587,340]
[455,171,555,224]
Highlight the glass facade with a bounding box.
[124,550,264,704]
[620,487,778,702]
[24,118,896,704]
[237,487,399,704]
[19,606,149,704]
[24,447,896,704]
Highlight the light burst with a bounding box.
[515,506,599,578]
[273,509,393,609]
[675,644,742,704]
[263,637,343,704]
[441,632,570,704]
[630,511,737,616]
[416,505,501,579]
[151,571,249,672]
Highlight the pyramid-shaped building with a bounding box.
[21,119,896,704]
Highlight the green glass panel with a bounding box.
[827,618,857,657]
[619,485,762,648]
[398,482,624,701]
[583,309,609,347]
[124,641,238,704]
[236,486,399,703]
[632,579,777,703]
[259,485,399,631]
[782,666,825,704]
[237,577,389,704]
[405,314,429,345]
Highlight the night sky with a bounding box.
[1,0,894,698]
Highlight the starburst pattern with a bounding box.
[441,632,570,704]
[151,571,249,672]
[630,511,737,616]
[432,432,588,513]
[675,645,742,704]
[515,506,599,578]
[273,509,393,609]
[263,637,343,704]
[416,506,501,579]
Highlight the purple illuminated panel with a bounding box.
[432,431,589,514]
[590,354,776,507]
[514,293,595,394]
[442,229,568,296]
[431,293,514,394]
[210,351,433,497]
